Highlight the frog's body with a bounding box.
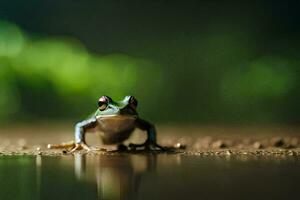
[96,115,137,144]
[48,96,164,152]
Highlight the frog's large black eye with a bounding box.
[98,96,110,111]
[98,101,107,111]
[129,96,138,109]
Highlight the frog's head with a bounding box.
[96,95,138,117]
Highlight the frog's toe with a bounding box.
[129,142,145,150]
[69,144,81,153]
[81,143,92,151]
[146,142,166,151]
[69,143,91,153]
[153,143,166,151]
[129,142,166,151]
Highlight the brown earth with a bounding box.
[0,123,299,157]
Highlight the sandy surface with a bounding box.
[0,123,299,157]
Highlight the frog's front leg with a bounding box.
[129,118,165,151]
[71,117,99,152]
[48,117,98,152]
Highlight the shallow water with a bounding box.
[0,154,299,200]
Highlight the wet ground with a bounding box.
[0,124,299,199]
[0,124,299,156]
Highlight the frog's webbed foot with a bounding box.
[69,142,92,153]
[47,141,92,153]
[129,140,166,151]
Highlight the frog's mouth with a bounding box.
[96,114,138,119]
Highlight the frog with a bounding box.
[48,95,165,152]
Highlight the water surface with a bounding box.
[0,154,299,200]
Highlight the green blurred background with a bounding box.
[0,0,300,123]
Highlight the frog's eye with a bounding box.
[129,96,138,109]
[98,96,110,111]
[98,101,107,111]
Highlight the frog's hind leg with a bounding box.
[129,118,165,151]
[117,143,128,151]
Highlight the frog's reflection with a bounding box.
[73,154,157,200]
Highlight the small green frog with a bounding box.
[48,96,165,152]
